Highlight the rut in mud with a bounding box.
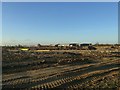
[2,50,120,89]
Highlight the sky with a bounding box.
[0,2,2,46]
[2,2,118,45]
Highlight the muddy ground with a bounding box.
[2,47,120,90]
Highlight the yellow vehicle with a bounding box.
[20,48,29,51]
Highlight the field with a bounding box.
[2,45,120,90]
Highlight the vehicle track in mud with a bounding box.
[2,59,119,89]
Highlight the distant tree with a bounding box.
[18,44,23,48]
[37,44,41,47]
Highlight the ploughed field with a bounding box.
[2,49,120,89]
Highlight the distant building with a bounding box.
[55,44,61,47]
[69,43,79,47]
[80,43,92,50]
[55,44,65,47]
[80,43,92,47]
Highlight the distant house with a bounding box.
[80,43,92,47]
[80,43,92,50]
[55,44,65,47]
[55,44,61,47]
[69,43,79,47]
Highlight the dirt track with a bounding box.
[2,49,120,89]
[2,60,119,89]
